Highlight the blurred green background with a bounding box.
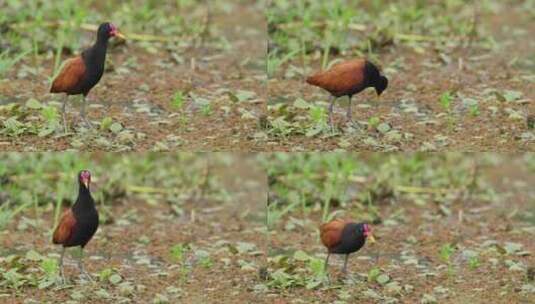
[267,0,535,74]
[0,153,244,231]
[266,153,535,226]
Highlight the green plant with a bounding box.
[440,91,453,112]
[171,91,185,110]
[170,244,189,263]
[0,50,29,77]
[439,91,456,129]
[201,103,213,116]
[468,256,481,270]
[439,243,455,263]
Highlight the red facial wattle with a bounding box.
[364,224,372,237]
[109,24,117,36]
[108,24,125,39]
[80,170,91,187]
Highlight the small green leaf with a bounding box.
[293,250,310,261]
[109,122,123,134]
[109,274,122,285]
[439,91,453,111]
[376,274,390,285]
[171,91,185,110]
[26,98,42,109]
[377,122,391,134]
[40,258,58,276]
[170,244,188,262]
[100,117,113,131]
[293,98,310,109]
[25,249,42,261]
[99,268,113,281]
[234,90,256,102]
[368,116,380,128]
[502,90,523,102]
[368,267,381,282]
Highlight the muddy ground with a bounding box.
[265,158,535,303]
[267,6,534,151]
[0,2,267,152]
[0,155,268,303]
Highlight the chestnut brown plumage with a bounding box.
[53,170,99,282]
[50,22,125,131]
[307,59,388,128]
[320,219,375,274]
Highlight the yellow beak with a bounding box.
[115,31,126,40]
[83,180,89,188]
[368,234,376,244]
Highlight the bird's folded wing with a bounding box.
[50,56,86,93]
[307,59,366,96]
[319,219,349,248]
[52,209,77,244]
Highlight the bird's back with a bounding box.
[306,59,367,97]
[320,219,352,250]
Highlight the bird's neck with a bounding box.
[73,186,96,213]
[84,38,109,66]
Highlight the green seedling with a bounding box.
[170,244,189,263]
[468,256,481,270]
[439,243,455,263]
[439,91,456,130]
[171,91,185,110]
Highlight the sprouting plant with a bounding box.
[440,91,453,112]
[2,117,27,137]
[439,243,456,276]
[171,91,185,110]
[439,243,455,263]
[170,244,189,263]
[38,258,59,288]
[369,116,381,129]
[0,50,29,77]
[201,103,212,116]
[439,91,456,129]
[196,250,213,269]
[469,104,480,117]
[468,256,481,270]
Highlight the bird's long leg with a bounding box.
[61,95,68,133]
[342,254,349,274]
[77,248,93,282]
[346,95,360,128]
[59,247,66,284]
[328,95,336,130]
[324,253,331,272]
[346,95,356,124]
[346,95,352,122]
[79,95,93,129]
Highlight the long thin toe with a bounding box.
[81,117,93,129]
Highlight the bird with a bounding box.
[319,219,376,274]
[52,170,99,282]
[50,22,125,131]
[306,58,388,128]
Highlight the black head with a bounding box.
[78,170,91,190]
[96,22,125,41]
[375,76,388,96]
[364,61,388,96]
